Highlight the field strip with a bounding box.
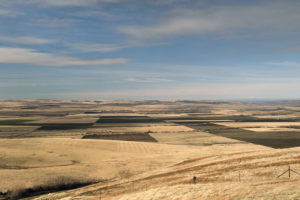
[166,120,234,123]
[215,122,300,128]
[0,163,74,170]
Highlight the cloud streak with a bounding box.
[0,9,22,17]
[0,9,12,16]
[0,35,55,45]
[25,0,119,7]
[67,43,127,52]
[127,77,172,83]
[66,40,165,52]
[0,47,129,67]
[118,2,300,40]
[118,17,221,39]
[265,61,300,67]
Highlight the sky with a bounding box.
[0,0,300,100]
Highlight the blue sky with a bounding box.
[0,0,300,100]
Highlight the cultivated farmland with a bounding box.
[0,100,300,199]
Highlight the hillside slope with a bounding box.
[27,144,300,199]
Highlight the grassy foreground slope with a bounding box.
[0,137,209,194]
[30,145,300,200]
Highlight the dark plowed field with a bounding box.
[82,133,157,142]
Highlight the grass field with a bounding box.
[0,100,300,199]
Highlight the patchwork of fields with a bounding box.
[0,100,300,199]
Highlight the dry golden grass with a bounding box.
[0,138,210,194]
[216,122,300,128]
[166,119,233,123]
[27,129,87,138]
[87,123,194,135]
[245,127,300,132]
[111,180,300,200]
[0,100,300,200]
[24,117,98,124]
[151,131,246,146]
[29,144,300,200]
[255,114,300,119]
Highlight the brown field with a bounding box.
[0,100,300,199]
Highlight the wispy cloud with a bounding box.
[127,77,172,83]
[118,17,220,40]
[118,2,300,40]
[265,61,300,67]
[67,43,127,52]
[0,47,129,67]
[0,9,12,16]
[0,9,22,17]
[1,0,182,8]
[66,40,165,52]
[0,81,38,87]
[27,17,83,27]
[25,0,179,7]
[0,35,55,45]
[70,10,113,18]
[27,0,119,7]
